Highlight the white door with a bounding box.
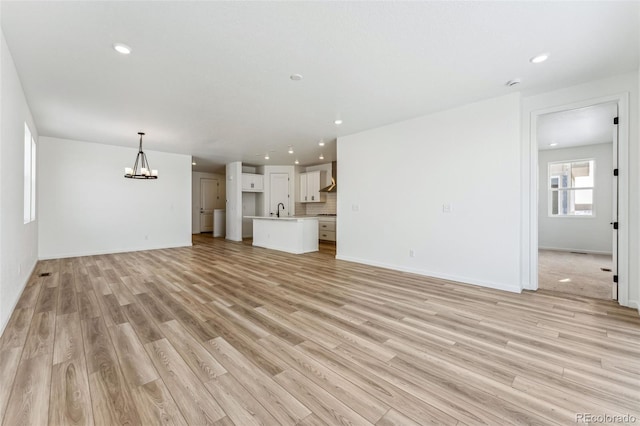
[270,173,289,216]
[611,111,619,300]
[200,178,217,232]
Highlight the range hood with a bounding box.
[319,161,337,192]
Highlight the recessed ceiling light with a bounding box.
[264,154,270,160]
[294,159,299,165]
[558,278,571,283]
[506,78,521,87]
[530,53,549,64]
[288,146,294,154]
[334,119,343,125]
[318,139,325,147]
[192,162,197,166]
[290,74,303,81]
[549,143,558,147]
[319,154,324,160]
[113,43,132,55]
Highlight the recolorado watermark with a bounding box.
[576,413,637,424]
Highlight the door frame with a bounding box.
[199,177,217,233]
[526,93,629,306]
[269,172,290,216]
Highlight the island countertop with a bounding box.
[245,216,318,254]
[243,215,319,221]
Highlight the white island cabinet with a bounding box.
[245,216,319,254]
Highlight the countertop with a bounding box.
[244,215,319,221]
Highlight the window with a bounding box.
[23,123,36,223]
[548,159,595,217]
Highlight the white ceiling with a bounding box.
[2,1,638,172]
[537,102,618,150]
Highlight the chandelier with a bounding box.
[124,132,158,179]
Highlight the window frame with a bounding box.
[547,158,596,219]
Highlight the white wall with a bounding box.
[538,143,613,254]
[522,72,638,309]
[337,93,522,292]
[191,171,225,234]
[0,33,39,333]
[225,161,242,241]
[38,137,192,258]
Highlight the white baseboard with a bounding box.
[38,241,193,260]
[335,255,522,294]
[539,246,613,256]
[627,299,640,314]
[0,259,37,337]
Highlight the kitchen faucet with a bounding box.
[277,203,285,217]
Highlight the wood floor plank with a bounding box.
[259,334,389,423]
[376,408,422,426]
[129,379,188,426]
[159,320,226,382]
[296,340,457,425]
[49,357,94,426]
[77,290,101,320]
[144,338,227,425]
[203,373,280,426]
[0,348,22,422]
[53,312,83,365]
[0,236,638,425]
[0,308,35,350]
[109,322,159,387]
[22,311,56,360]
[273,368,372,426]
[2,355,52,426]
[121,302,164,344]
[205,337,311,425]
[82,317,141,426]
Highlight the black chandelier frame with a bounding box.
[124,132,157,179]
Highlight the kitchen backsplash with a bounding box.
[296,192,337,215]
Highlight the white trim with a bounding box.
[38,242,193,260]
[525,93,629,307]
[336,255,522,294]
[0,259,37,337]
[539,246,613,256]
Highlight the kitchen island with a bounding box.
[244,216,319,254]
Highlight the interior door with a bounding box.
[200,178,217,232]
[611,111,619,300]
[270,173,289,216]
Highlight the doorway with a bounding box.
[536,102,618,300]
[269,173,290,216]
[200,178,218,232]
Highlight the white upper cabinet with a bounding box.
[299,170,326,203]
[299,173,308,202]
[241,173,264,192]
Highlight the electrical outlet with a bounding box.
[442,203,452,213]
[352,204,360,212]
[409,249,415,258]
[145,235,149,240]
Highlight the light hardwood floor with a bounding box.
[0,235,638,425]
